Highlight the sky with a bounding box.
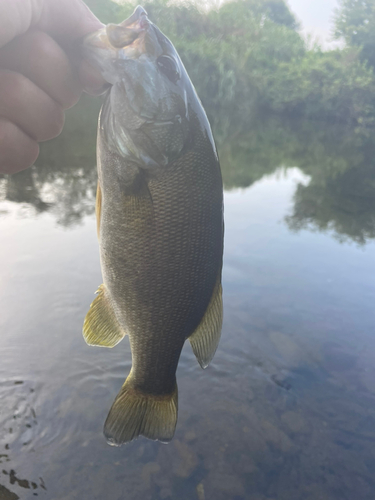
[287,0,342,49]
[115,0,343,49]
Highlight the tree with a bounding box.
[334,0,375,67]
[263,0,299,29]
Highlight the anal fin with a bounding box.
[189,278,223,369]
[83,284,126,348]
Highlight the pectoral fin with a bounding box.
[189,279,223,369]
[83,284,126,348]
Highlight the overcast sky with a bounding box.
[287,0,342,48]
[117,0,343,48]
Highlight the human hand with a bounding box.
[0,0,106,174]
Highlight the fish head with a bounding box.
[81,6,200,167]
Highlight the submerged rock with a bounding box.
[261,420,293,453]
[281,411,309,434]
[141,462,160,488]
[173,440,198,478]
[196,482,205,500]
[269,331,304,367]
[0,484,19,500]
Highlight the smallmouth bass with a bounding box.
[82,5,223,445]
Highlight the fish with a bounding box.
[81,5,223,445]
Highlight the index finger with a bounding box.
[36,0,107,93]
[36,0,104,47]
[0,0,103,49]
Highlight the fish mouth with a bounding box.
[82,6,149,52]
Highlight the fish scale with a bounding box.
[82,5,223,444]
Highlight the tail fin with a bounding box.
[104,376,178,445]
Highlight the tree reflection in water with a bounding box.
[1,94,375,245]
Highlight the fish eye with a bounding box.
[157,55,180,84]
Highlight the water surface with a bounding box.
[0,102,375,499]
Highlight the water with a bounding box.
[0,99,375,499]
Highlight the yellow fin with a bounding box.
[83,284,126,348]
[96,181,102,237]
[104,375,178,445]
[189,279,223,369]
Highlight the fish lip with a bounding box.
[82,6,150,51]
[82,29,109,50]
[105,24,144,49]
[120,5,149,29]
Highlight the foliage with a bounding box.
[264,48,375,130]
[334,0,375,67]
[82,0,375,138]
[3,0,375,244]
[84,0,131,23]
[139,0,304,139]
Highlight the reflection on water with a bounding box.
[0,379,47,498]
[286,161,375,244]
[1,0,375,495]
[1,164,375,498]
[1,101,375,246]
[0,95,99,228]
[0,11,375,495]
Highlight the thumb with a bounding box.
[36,0,104,46]
[36,0,107,93]
[0,0,103,49]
